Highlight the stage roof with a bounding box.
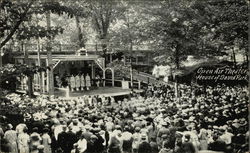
[13,54,101,61]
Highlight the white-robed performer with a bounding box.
[85,73,91,90]
[75,74,81,91]
[70,75,76,91]
[80,74,85,90]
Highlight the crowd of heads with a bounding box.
[0,83,248,153]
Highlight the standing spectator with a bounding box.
[138,134,152,153]
[132,127,141,153]
[30,127,42,153]
[85,135,98,153]
[108,130,123,153]
[157,122,170,149]
[41,128,52,153]
[4,124,18,153]
[181,134,196,153]
[57,125,68,153]
[18,127,30,153]
[208,135,227,152]
[122,126,133,153]
[66,126,78,153]
[75,134,87,153]
[198,128,208,150]
[159,141,174,153]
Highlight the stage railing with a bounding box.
[104,79,142,89]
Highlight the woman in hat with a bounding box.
[198,128,208,150]
[108,130,123,153]
[30,127,42,153]
[4,124,18,153]
[138,133,151,153]
[132,127,141,153]
[17,127,30,153]
[41,128,52,153]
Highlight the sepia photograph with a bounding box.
[0,0,249,153]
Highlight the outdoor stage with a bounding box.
[53,87,143,97]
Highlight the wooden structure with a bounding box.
[13,54,108,94]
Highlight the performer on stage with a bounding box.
[85,73,91,91]
[70,75,76,91]
[75,74,80,91]
[80,74,85,91]
[95,75,100,88]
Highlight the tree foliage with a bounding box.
[0,0,79,49]
[0,64,48,82]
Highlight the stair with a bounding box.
[52,59,61,69]
[95,58,105,70]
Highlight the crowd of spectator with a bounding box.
[0,83,248,153]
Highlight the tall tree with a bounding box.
[88,0,125,65]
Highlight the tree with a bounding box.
[88,0,125,65]
[206,0,248,64]
[0,0,77,96]
[108,1,154,52]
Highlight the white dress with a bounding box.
[80,75,85,87]
[4,130,18,153]
[42,133,52,153]
[70,76,76,89]
[18,132,30,153]
[75,75,80,88]
[85,75,91,87]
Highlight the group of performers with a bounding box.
[55,73,103,92]
[69,73,91,91]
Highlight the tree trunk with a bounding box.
[0,48,2,98]
[232,47,236,67]
[23,42,34,97]
[35,14,43,93]
[0,48,2,67]
[130,39,133,88]
[175,43,180,69]
[102,43,107,67]
[46,9,54,97]
[174,43,180,98]
[37,40,43,93]
[75,16,85,48]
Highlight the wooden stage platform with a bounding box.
[53,87,143,97]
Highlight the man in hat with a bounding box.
[132,127,141,153]
[57,125,68,153]
[82,125,93,141]
[208,135,226,152]
[121,126,133,153]
[138,133,152,153]
[181,134,196,153]
[157,122,170,147]
[65,126,77,153]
